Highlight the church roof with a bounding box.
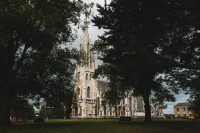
[96,80,110,93]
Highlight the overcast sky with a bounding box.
[71,0,111,49]
[72,0,189,114]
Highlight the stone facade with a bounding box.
[174,102,194,118]
[71,18,163,118]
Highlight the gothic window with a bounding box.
[77,88,80,96]
[129,97,132,115]
[75,106,78,116]
[90,74,92,80]
[123,107,125,116]
[79,107,82,115]
[87,87,90,98]
[97,97,100,109]
[90,55,93,69]
[104,106,107,116]
[76,73,80,83]
[86,74,88,80]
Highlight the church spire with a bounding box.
[80,15,89,53]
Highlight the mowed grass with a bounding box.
[0,119,200,133]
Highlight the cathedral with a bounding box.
[71,18,164,118]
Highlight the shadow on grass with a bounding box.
[1,119,199,133]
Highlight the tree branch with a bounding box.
[12,44,30,75]
[159,54,200,70]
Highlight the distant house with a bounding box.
[174,102,194,118]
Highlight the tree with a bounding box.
[163,69,200,116]
[92,0,191,121]
[10,96,35,121]
[188,77,200,116]
[156,0,200,116]
[0,0,87,125]
[104,77,124,116]
[39,105,50,119]
[188,88,200,116]
[15,47,79,119]
[39,104,66,119]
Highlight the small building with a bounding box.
[174,102,194,118]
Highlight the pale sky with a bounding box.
[72,0,189,114]
[164,93,189,114]
[71,0,111,48]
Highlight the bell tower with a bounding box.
[73,15,96,118]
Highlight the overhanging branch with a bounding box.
[12,44,30,75]
[158,54,200,70]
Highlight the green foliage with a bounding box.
[15,47,76,119]
[0,0,91,124]
[11,96,35,121]
[93,0,192,121]
[39,105,49,119]
[155,0,200,111]
[159,69,200,115]
[92,0,200,121]
[39,105,65,119]
[184,71,200,115]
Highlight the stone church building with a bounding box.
[71,19,163,118]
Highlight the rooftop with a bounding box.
[174,102,190,107]
[96,80,110,93]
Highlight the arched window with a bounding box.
[86,74,88,80]
[90,74,92,80]
[77,88,80,95]
[76,73,80,83]
[87,87,90,98]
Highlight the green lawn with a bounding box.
[0,119,200,133]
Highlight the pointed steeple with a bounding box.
[80,15,89,54]
[79,15,95,70]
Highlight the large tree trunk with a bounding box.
[0,82,12,126]
[0,69,15,125]
[142,90,151,122]
[65,105,72,119]
[0,37,23,125]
